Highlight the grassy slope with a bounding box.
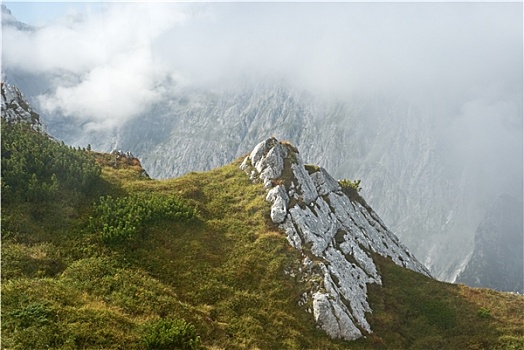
[2,152,523,349]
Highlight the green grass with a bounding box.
[359,254,524,350]
[2,150,523,349]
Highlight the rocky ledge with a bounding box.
[241,138,430,340]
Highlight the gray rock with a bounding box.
[266,185,289,224]
[1,82,42,130]
[313,291,363,340]
[310,168,341,196]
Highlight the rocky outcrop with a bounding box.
[1,82,42,129]
[241,138,430,340]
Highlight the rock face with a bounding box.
[241,138,430,340]
[1,82,42,129]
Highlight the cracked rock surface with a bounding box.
[241,137,431,341]
[1,82,42,129]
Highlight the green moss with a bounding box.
[304,164,320,175]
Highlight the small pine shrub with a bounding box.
[339,179,361,192]
[141,319,201,350]
[1,118,101,203]
[339,179,367,206]
[89,193,196,243]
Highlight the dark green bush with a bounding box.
[141,319,201,350]
[7,302,55,328]
[1,119,100,203]
[89,193,196,243]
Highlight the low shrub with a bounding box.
[141,319,201,350]
[89,193,196,243]
[339,179,362,192]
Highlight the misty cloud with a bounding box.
[3,2,188,128]
[37,52,162,130]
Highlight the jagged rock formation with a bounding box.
[1,82,42,129]
[456,194,523,293]
[241,138,430,340]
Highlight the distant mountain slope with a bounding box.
[456,194,524,293]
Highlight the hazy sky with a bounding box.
[2,1,522,197]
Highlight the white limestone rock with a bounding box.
[266,185,289,224]
[310,168,341,196]
[281,216,303,250]
[313,291,363,340]
[291,162,317,205]
[1,82,42,130]
[241,138,431,341]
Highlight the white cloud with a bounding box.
[37,51,162,130]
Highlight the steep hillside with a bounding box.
[2,112,523,349]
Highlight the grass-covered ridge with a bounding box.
[2,128,523,349]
